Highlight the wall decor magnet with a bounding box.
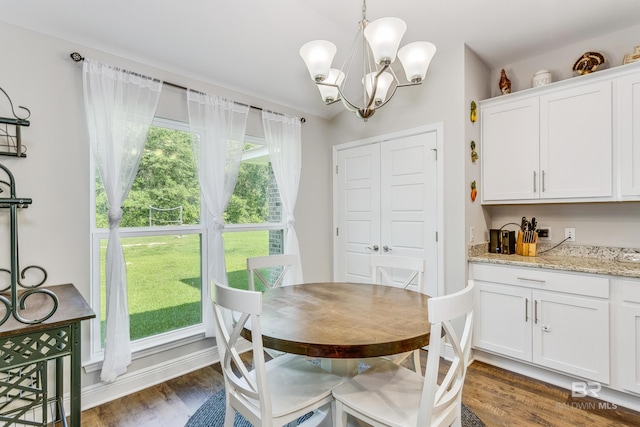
[470,141,478,163]
[470,101,477,123]
[470,181,477,202]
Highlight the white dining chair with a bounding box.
[369,254,426,373]
[332,280,475,427]
[247,254,302,360]
[213,281,343,427]
[370,254,425,291]
[247,254,300,291]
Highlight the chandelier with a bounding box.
[299,0,436,120]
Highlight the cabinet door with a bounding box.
[473,282,532,362]
[532,291,609,383]
[481,98,540,202]
[539,81,613,199]
[622,302,640,393]
[621,279,640,394]
[619,71,640,198]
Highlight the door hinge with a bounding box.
[336,165,339,174]
[435,231,438,241]
[431,148,437,160]
[336,227,339,236]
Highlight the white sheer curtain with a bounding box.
[187,91,249,336]
[83,59,162,382]
[261,111,304,284]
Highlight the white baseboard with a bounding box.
[77,340,250,411]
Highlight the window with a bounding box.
[90,118,284,360]
[224,138,284,290]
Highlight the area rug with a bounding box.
[184,389,312,427]
[184,389,486,427]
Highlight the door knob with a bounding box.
[366,245,379,251]
[383,245,392,252]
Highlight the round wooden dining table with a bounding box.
[241,282,432,376]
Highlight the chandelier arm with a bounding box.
[364,62,392,110]
[335,87,360,112]
[372,78,423,111]
[396,81,423,89]
[364,75,379,111]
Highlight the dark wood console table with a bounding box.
[0,284,95,426]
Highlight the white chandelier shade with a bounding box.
[363,71,393,105]
[299,40,337,82]
[318,69,345,102]
[363,17,407,65]
[398,41,437,82]
[299,0,436,120]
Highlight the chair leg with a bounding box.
[412,349,422,375]
[224,402,235,427]
[334,401,347,427]
[451,400,463,427]
[330,400,336,427]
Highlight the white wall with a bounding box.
[464,47,492,258]
[484,23,640,248]
[328,44,476,295]
[0,21,334,402]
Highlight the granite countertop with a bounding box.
[468,243,640,279]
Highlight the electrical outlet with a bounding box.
[469,226,475,243]
[565,228,575,242]
[537,227,551,240]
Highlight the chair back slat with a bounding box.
[247,254,300,290]
[370,255,425,292]
[418,280,475,426]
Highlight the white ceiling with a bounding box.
[2,0,640,119]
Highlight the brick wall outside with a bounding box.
[267,163,284,284]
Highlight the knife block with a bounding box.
[516,231,538,256]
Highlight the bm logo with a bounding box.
[571,381,601,398]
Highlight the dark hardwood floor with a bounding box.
[80,351,640,426]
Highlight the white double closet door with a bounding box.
[333,125,441,297]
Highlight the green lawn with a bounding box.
[100,230,271,343]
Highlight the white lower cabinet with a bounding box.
[471,263,610,384]
[474,282,532,361]
[532,290,609,382]
[622,280,640,393]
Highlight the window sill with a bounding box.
[83,326,208,374]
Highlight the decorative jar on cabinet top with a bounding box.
[532,69,552,87]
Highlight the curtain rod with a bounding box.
[70,52,305,123]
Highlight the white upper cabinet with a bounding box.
[539,81,612,199]
[619,71,640,199]
[481,98,539,201]
[481,63,640,204]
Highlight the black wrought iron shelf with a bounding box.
[0,163,57,326]
[0,87,30,158]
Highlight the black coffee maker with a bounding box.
[489,229,516,254]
